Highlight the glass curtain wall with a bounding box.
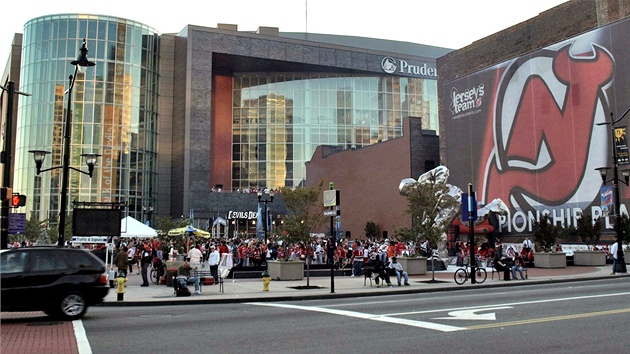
[232,73,437,191]
[13,14,160,229]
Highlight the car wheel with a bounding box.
[56,292,88,320]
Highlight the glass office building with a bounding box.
[12,14,160,224]
[231,72,436,190]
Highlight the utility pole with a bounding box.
[1,81,30,249]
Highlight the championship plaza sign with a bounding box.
[443,18,630,234]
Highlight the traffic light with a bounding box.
[1,187,12,201]
[10,193,26,208]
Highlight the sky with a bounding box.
[2,0,569,70]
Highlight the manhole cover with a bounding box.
[27,321,63,326]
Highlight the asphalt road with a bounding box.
[83,279,629,353]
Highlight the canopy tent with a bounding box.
[120,216,158,238]
[167,225,211,238]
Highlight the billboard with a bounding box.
[443,18,630,234]
[73,209,121,236]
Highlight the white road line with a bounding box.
[247,302,466,332]
[72,320,93,354]
[383,291,630,317]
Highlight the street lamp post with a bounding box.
[257,190,274,245]
[28,39,99,247]
[595,108,630,274]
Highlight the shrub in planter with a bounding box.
[576,212,602,250]
[533,214,560,253]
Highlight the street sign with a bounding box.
[8,213,26,234]
[323,210,340,216]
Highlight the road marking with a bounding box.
[433,306,513,320]
[73,320,93,354]
[466,308,630,330]
[383,291,630,317]
[248,302,466,332]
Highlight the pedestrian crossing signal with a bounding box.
[11,194,26,208]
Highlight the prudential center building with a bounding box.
[6,14,450,228]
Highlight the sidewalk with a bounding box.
[100,264,628,306]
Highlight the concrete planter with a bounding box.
[573,251,606,266]
[267,260,304,280]
[398,257,427,275]
[534,252,566,268]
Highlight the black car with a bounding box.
[1,247,109,320]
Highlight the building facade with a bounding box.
[305,117,439,240]
[438,0,630,235]
[3,16,450,236]
[163,25,450,228]
[12,14,160,225]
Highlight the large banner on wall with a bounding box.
[443,18,630,234]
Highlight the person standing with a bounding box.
[114,246,129,277]
[187,244,203,270]
[139,242,152,287]
[127,243,136,274]
[352,243,363,277]
[610,241,619,275]
[522,237,533,253]
[208,245,220,281]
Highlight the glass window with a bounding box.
[0,251,27,273]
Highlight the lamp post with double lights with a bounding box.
[595,108,630,274]
[28,39,99,247]
[257,190,274,245]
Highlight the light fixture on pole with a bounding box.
[28,39,98,247]
[595,107,630,274]
[257,190,275,245]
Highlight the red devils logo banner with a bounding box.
[443,18,630,233]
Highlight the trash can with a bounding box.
[166,268,178,287]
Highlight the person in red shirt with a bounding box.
[395,241,407,256]
[237,242,248,267]
[218,240,229,257]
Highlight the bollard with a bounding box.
[261,270,271,291]
[115,272,127,301]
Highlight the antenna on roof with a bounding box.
[305,0,308,34]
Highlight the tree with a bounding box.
[25,212,50,244]
[279,182,327,248]
[364,221,380,240]
[401,181,458,252]
[576,212,602,250]
[533,214,560,252]
[278,183,327,287]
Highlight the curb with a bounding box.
[96,274,628,307]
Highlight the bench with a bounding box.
[192,269,224,293]
[363,267,396,287]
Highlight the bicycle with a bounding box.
[454,261,487,285]
[150,261,165,285]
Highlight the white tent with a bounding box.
[120,216,158,238]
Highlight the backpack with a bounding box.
[176,286,191,297]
